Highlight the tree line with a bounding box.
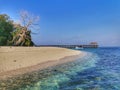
[0,10,39,46]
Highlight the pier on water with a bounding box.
[39,42,98,49]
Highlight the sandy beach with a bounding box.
[0,47,85,79]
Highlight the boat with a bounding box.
[75,46,84,49]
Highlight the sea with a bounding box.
[2,47,120,90]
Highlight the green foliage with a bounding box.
[0,13,35,46]
[11,26,34,46]
[24,30,34,46]
[0,14,13,45]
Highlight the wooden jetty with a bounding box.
[39,42,98,48]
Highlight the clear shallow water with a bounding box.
[20,51,99,90]
[23,47,120,90]
[1,47,120,90]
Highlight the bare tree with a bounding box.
[20,10,40,30]
[11,10,40,46]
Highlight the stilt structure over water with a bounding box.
[39,42,98,48]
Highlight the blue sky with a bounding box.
[0,0,120,46]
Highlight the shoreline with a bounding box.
[0,47,86,80]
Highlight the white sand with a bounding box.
[0,47,85,79]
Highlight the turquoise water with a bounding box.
[2,47,120,90]
[24,47,120,90]
[22,52,99,90]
